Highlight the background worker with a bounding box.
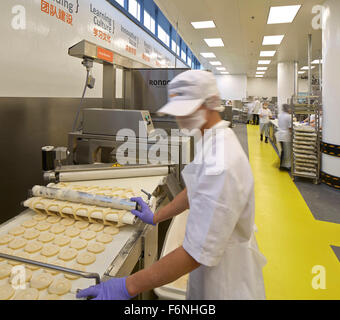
[259,102,273,143]
[77,70,266,300]
[252,97,261,125]
[277,104,292,171]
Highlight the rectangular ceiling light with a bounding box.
[216,67,226,71]
[298,71,306,74]
[267,5,301,24]
[256,72,265,74]
[312,59,323,64]
[191,21,216,29]
[200,52,216,58]
[262,35,285,45]
[260,51,276,57]
[210,61,222,66]
[257,67,268,71]
[258,60,271,65]
[256,75,264,78]
[221,72,229,74]
[204,38,224,47]
[301,66,316,70]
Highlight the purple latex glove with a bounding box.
[76,277,134,300]
[130,197,156,226]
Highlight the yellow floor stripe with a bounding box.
[247,125,340,300]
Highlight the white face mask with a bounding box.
[176,109,207,131]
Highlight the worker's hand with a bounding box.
[130,197,156,226]
[76,277,134,300]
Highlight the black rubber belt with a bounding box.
[321,142,340,158]
[321,172,340,189]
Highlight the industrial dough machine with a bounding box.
[0,40,192,300]
[0,165,182,300]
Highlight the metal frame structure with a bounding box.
[290,96,322,184]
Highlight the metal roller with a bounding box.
[31,185,139,211]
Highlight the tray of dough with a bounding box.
[0,175,166,300]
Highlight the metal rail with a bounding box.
[0,253,101,285]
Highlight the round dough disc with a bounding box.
[89,223,104,233]
[7,251,30,266]
[30,272,54,290]
[70,239,87,251]
[41,294,60,300]
[35,222,51,232]
[0,247,13,262]
[33,214,47,221]
[9,227,26,236]
[41,244,60,257]
[65,227,81,238]
[51,224,66,234]
[23,229,40,240]
[27,255,47,271]
[21,219,38,228]
[24,241,43,254]
[96,234,113,244]
[60,218,75,227]
[46,216,62,224]
[65,263,86,280]
[45,260,66,275]
[14,288,39,300]
[77,252,96,265]
[59,248,78,261]
[0,263,12,279]
[80,230,96,241]
[53,235,71,247]
[10,267,33,283]
[38,232,55,243]
[87,242,105,254]
[8,238,27,250]
[48,278,72,296]
[74,221,90,230]
[0,284,15,300]
[103,226,120,236]
[0,234,14,245]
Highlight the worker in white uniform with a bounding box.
[252,97,261,125]
[259,102,273,143]
[277,104,292,171]
[247,102,254,124]
[77,70,267,300]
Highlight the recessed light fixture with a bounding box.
[258,60,271,65]
[312,59,323,64]
[191,21,216,29]
[200,52,216,58]
[298,71,306,74]
[301,66,316,70]
[257,67,268,71]
[216,67,226,71]
[221,72,229,74]
[204,38,224,47]
[260,51,276,57]
[256,72,265,74]
[256,75,264,78]
[210,61,222,66]
[262,35,285,45]
[267,5,301,24]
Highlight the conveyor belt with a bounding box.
[0,174,166,300]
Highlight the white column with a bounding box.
[277,62,298,113]
[322,0,340,179]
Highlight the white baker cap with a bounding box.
[157,70,221,117]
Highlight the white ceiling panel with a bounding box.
[154,0,325,78]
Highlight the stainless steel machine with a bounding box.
[0,40,192,300]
